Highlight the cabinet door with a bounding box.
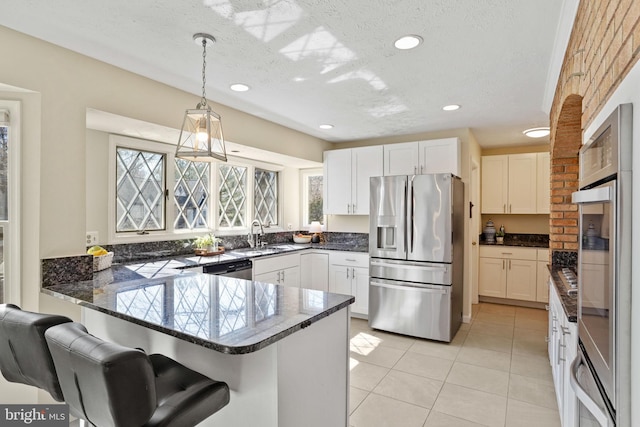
[505,259,537,301]
[536,261,550,303]
[481,155,508,213]
[329,264,353,296]
[323,149,351,214]
[300,252,329,291]
[537,152,550,214]
[254,270,281,285]
[280,266,300,288]
[419,138,460,176]
[508,153,537,214]
[351,266,370,315]
[478,257,506,297]
[383,142,419,176]
[352,146,383,215]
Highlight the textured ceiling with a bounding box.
[0,0,572,147]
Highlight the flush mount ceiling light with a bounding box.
[230,83,250,92]
[523,127,550,138]
[319,124,334,129]
[176,33,227,162]
[442,104,460,111]
[394,35,423,50]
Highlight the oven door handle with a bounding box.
[569,354,610,427]
[572,186,612,204]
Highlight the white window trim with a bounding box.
[213,157,285,236]
[300,168,325,229]
[108,135,213,244]
[108,135,286,243]
[0,101,21,305]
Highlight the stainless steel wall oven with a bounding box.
[570,103,632,426]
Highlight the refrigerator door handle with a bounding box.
[370,260,448,272]
[409,175,416,253]
[403,179,408,255]
[569,354,610,427]
[370,281,448,294]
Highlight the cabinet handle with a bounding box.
[347,204,350,214]
[508,259,511,270]
[501,252,512,255]
[345,258,357,262]
[281,270,285,281]
[352,204,356,213]
[509,204,512,213]
[561,326,571,336]
[503,204,506,213]
[277,271,281,283]
[414,166,417,175]
[346,268,350,279]
[502,259,505,270]
[420,165,424,174]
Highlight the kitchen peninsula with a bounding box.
[42,270,354,427]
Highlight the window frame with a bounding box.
[108,135,285,243]
[300,168,325,229]
[213,158,284,236]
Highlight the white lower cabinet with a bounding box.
[328,252,369,316]
[537,249,550,303]
[478,246,537,301]
[300,252,329,291]
[548,283,578,427]
[253,253,301,288]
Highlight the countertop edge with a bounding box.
[548,266,578,323]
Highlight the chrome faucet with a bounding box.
[248,219,264,248]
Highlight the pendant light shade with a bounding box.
[176,33,227,162]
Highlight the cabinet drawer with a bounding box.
[537,249,549,261]
[329,251,368,268]
[480,246,537,260]
[253,253,300,275]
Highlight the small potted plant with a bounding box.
[495,228,505,244]
[195,233,222,254]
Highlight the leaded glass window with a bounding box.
[218,164,247,228]
[116,147,165,232]
[254,168,278,226]
[174,159,209,230]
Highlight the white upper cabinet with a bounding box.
[324,146,383,215]
[384,138,460,176]
[536,152,550,214]
[482,153,541,214]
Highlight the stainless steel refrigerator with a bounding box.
[368,173,464,342]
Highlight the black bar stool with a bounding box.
[45,322,230,427]
[0,304,72,401]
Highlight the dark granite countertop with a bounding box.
[479,233,549,248]
[549,266,578,322]
[42,272,354,354]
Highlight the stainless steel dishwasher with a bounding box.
[203,259,253,280]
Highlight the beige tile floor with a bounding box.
[349,302,559,427]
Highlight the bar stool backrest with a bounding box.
[45,322,157,427]
[0,304,71,401]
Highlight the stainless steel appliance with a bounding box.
[570,103,632,426]
[203,259,253,280]
[368,173,464,342]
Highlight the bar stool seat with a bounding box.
[45,322,230,427]
[0,304,72,401]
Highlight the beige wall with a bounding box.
[0,26,329,315]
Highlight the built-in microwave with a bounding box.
[571,103,632,426]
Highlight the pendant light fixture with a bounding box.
[176,33,227,162]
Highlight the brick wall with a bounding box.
[549,0,640,250]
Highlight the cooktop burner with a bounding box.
[559,267,578,296]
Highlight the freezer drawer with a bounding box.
[370,258,451,285]
[368,279,452,342]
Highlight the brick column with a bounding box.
[550,95,582,251]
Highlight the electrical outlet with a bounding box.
[287,224,292,231]
[86,231,99,246]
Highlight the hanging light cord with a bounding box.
[199,38,208,109]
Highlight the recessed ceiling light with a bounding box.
[319,124,334,130]
[230,83,250,92]
[442,104,460,111]
[394,35,423,50]
[523,127,550,138]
